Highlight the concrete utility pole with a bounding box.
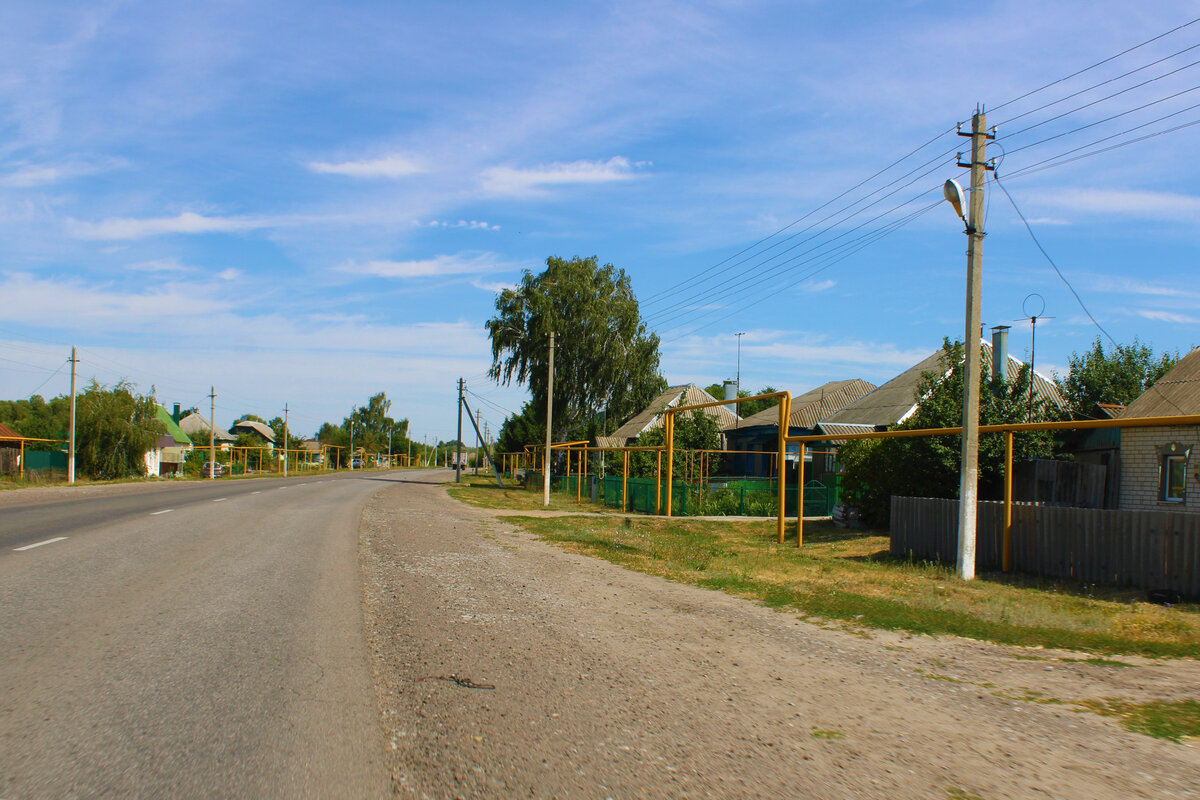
[349,421,355,470]
[955,109,993,581]
[68,347,77,484]
[209,387,217,478]
[735,332,746,394]
[387,425,393,469]
[282,403,289,477]
[456,378,464,482]
[544,331,555,507]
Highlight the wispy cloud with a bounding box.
[797,279,836,293]
[1036,189,1200,222]
[471,278,515,293]
[307,154,424,178]
[216,268,241,281]
[0,157,125,188]
[1137,309,1200,324]
[1022,217,1069,226]
[481,156,644,195]
[67,211,268,240]
[336,252,502,279]
[125,257,192,274]
[420,219,500,230]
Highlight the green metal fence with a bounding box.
[526,470,838,517]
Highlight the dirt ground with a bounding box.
[360,474,1200,799]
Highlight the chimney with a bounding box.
[723,380,737,401]
[991,326,1010,383]
[172,403,182,423]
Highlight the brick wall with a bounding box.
[1119,426,1200,512]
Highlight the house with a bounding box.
[179,412,237,449]
[817,330,1064,439]
[1118,347,1200,512]
[230,419,276,447]
[0,422,23,476]
[595,384,740,449]
[723,379,876,476]
[145,405,193,476]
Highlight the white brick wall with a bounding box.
[1120,426,1200,512]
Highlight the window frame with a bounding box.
[1161,454,1187,503]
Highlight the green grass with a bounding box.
[486,512,1200,657]
[1078,699,1200,742]
[445,474,614,513]
[809,727,845,739]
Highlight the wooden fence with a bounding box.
[890,496,1200,597]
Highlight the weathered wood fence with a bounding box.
[891,496,1200,597]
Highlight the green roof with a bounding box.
[155,405,192,445]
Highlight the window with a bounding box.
[1162,455,1187,502]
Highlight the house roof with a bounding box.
[154,405,192,446]
[302,439,323,452]
[819,341,1065,431]
[729,379,877,431]
[0,422,21,439]
[596,384,739,448]
[230,419,276,442]
[179,412,236,442]
[1120,347,1200,418]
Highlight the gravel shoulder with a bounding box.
[361,475,1200,799]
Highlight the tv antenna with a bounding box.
[1017,294,1054,421]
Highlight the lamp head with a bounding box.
[943,179,966,222]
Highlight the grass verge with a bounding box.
[469,507,1200,657]
[445,474,615,513]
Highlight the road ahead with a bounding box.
[0,470,418,798]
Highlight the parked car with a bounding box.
[351,456,363,469]
[202,461,224,478]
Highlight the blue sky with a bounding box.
[2,1,1198,442]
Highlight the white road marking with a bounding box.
[213,498,227,502]
[150,509,173,516]
[14,537,68,552]
[252,491,262,495]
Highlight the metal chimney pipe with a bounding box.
[991,325,1010,383]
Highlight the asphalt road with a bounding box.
[0,469,424,798]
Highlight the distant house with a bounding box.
[0,422,23,476]
[145,405,193,477]
[179,412,237,450]
[816,332,1064,439]
[724,379,876,476]
[230,419,276,447]
[1118,347,1200,512]
[595,384,739,449]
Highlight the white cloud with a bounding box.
[0,157,125,188]
[421,219,500,230]
[67,211,268,240]
[481,156,642,195]
[1035,189,1200,223]
[1137,309,1200,324]
[336,252,501,279]
[216,268,241,281]
[1022,217,1069,226]
[797,279,836,293]
[307,154,424,179]
[125,258,192,274]
[471,278,515,293]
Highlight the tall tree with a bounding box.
[487,255,665,443]
[1057,337,1178,419]
[75,381,164,479]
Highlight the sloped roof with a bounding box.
[231,419,276,442]
[179,412,236,442]
[819,342,1065,430]
[1121,347,1200,418]
[155,405,192,446]
[730,379,877,431]
[596,384,739,448]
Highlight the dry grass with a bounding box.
[451,490,1200,656]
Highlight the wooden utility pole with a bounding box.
[68,347,77,484]
[544,331,555,507]
[209,387,217,478]
[456,378,464,482]
[283,402,289,477]
[956,109,993,581]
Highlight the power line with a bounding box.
[994,40,1200,127]
[990,15,1200,114]
[1004,115,1200,181]
[991,173,1117,348]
